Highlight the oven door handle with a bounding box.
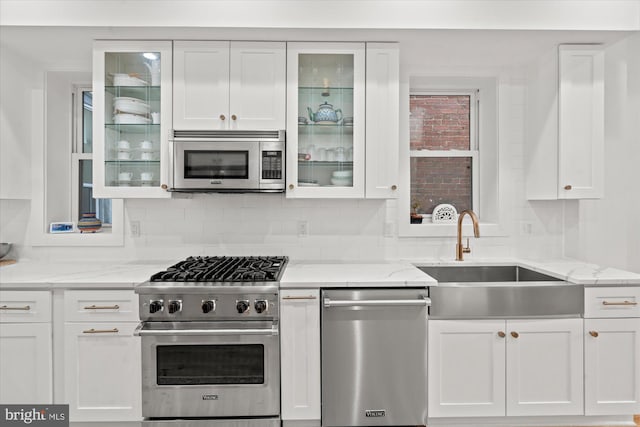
[134,323,278,336]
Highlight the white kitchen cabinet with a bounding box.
[286,42,366,198]
[429,318,583,418]
[365,43,400,199]
[506,318,584,416]
[280,289,321,422]
[428,319,506,417]
[93,40,172,198]
[584,286,640,416]
[525,44,604,200]
[173,41,286,130]
[63,290,141,421]
[0,291,52,404]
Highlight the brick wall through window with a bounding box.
[410,95,472,216]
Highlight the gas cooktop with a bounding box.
[136,256,288,321]
[149,256,288,283]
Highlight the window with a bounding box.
[409,92,478,218]
[398,76,501,237]
[71,86,112,226]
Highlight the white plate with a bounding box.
[113,97,150,115]
[112,74,148,86]
[113,113,151,125]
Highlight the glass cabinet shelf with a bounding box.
[105,124,160,132]
[105,160,160,165]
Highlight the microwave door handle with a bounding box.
[136,326,279,337]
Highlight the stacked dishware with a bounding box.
[113,96,151,124]
[330,170,353,186]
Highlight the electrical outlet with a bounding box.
[130,220,141,237]
[297,220,309,237]
[520,221,532,235]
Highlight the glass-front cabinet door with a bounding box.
[93,41,172,198]
[286,43,365,198]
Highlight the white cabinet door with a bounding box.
[0,323,52,403]
[286,42,366,198]
[93,40,173,198]
[64,322,141,421]
[173,41,230,130]
[558,45,604,199]
[585,318,640,415]
[428,320,506,417]
[229,42,286,130]
[506,318,583,416]
[365,43,399,199]
[280,289,321,421]
[525,44,604,200]
[174,41,286,130]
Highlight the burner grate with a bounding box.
[150,256,287,282]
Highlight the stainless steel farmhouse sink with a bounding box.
[417,265,584,319]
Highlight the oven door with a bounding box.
[137,321,279,419]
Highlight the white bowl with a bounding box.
[332,170,353,178]
[113,73,148,86]
[330,177,353,186]
[113,113,151,125]
[113,97,150,115]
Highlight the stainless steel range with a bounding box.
[134,256,287,427]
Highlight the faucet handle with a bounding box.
[463,238,471,254]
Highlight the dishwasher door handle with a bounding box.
[323,297,431,308]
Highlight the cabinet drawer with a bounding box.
[0,291,51,323]
[64,290,139,322]
[585,287,640,318]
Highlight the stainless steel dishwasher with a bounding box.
[321,288,430,427]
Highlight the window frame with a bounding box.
[30,72,124,247]
[398,76,504,238]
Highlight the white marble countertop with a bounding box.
[0,260,171,289]
[280,260,436,288]
[1,257,639,290]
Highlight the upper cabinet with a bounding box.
[93,40,172,198]
[286,42,365,198]
[525,44,604,200]
[173,41,286,130]
[286,42,399,199]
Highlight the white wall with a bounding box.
[564,32,640,273]
[0,42,39,199]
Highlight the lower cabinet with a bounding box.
[429,318,584,418]
[63,290,141,421]
[0,290,52,404]
[280,289,321,422]
[584,318,640,415]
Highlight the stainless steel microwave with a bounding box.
[170,130,285,193]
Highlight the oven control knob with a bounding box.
[168,300,182,314]
[236,300,250,314]
[254,300,268,314]
[202,300,216,314]
[149,300,163,314]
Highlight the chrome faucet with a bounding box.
[456,209,480,261]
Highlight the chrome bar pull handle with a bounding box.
[84,304,120,310]
[0,305,31,311]
[324,297,431,308]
